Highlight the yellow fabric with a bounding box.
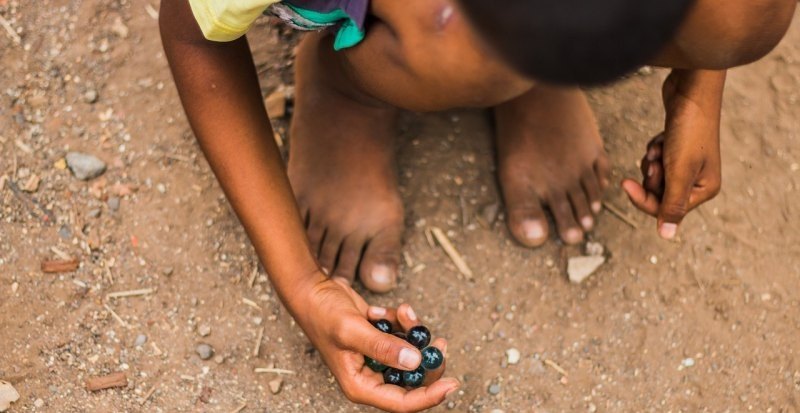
[188,0,281,41]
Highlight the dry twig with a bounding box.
[85,372,128,391]
[430,227,473,280]
[602,201,639,229]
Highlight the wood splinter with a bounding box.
[85,372,128,391]
[41,258,80,273]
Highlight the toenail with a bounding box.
[565,228,583,243]
[522,220,545,241]
[371,265,394,285]
[592,202,602,213]
[647,164,656,178]
[581,216,594,230]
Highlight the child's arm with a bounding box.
[159,1,458,410]
[622,69,725,239]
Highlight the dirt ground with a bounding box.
[2,1,799,412]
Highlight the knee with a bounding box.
[706,0,796,68]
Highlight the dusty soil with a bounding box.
[1,1,799,412]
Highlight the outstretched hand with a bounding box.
[296,277,458,413]
[622,70,724,239]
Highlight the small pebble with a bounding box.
[506,348,521,365]
[567,256,605,284]
[107,197,121,212]
[58,225,72,240]
[87,208,102,218]
[65,152,107,181]
[134,334,147,347]
[83,89,99,104]
[491,410,505,413]
[162,267,174,276]
[156,183,166,194]
[213,355,224,364]
[196,343,214,360]
[681,357,696,368]
[269,378,283,394]
[34,398,44,408]
[488,383,501,395]
[197,324,212,337]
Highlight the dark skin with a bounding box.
[161,0,796,411]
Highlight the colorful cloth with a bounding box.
[188,0,368,50]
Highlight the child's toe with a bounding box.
[359,228,402,294]
[506,197,549,248]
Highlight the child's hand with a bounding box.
[296,277,458,412]
[622,70,724,240]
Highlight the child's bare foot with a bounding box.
[288,34,403,293]
[495,86,610,246]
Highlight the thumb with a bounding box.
[658,164,697,239]
[344,318,422,371]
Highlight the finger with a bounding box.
[396,304,420,332]
[657,163,700,239]
[354,376,460,413]
[343,318,422,371]
[621,179,660,216]
[646,134,665,161]
[644,161,665,197]
[422,338,448,385]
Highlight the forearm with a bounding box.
[160,0,323,310]
[663,69,726,122]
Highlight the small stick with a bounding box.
[7,179,56,223]
[165,154,191,163]
[252,327,265,357]
[180,375,195,381]
[430,227,474,280]
[106,288,154,299]
[424,228,435,248]
[254,368,296,375]
[402,252,414,268]
[459,196,468,227]
[0,15,21,44]
[231,403,247,413]
[103,304,130,329]
[150,342,163,356]
[50,246,73,261]
[41,258,79,273]
[144,4,159,19]
[242,298,262,311]
[139,383,158,405]
[248,265,259,288]
[603,201,639,229]
[544,359,568,376]
[86,372,128,391]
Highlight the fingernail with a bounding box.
[581,216,594,230]
[522,220,545,241]
[647,164,656,178]
[406,306,417,321]
[369,306,387,317]
[371,265,392,285]
[399,348,421,370]
[660,223,678,239]
[321,267,330,275]
[591,201,602,213]
[647,148,657,161]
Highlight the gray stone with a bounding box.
[107,197,120,211]
[196,343,214,360]
[134,334,147,347]
[58,225,72,240]
[66,152,106,180]
[506,348,521,365]
[87,208,102,218]
[488,383,501,395]
[567,256,606,284]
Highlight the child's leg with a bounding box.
[494,87,609,246]
[289,32,403,293]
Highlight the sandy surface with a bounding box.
[1,1,799,412]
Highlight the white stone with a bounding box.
[506,348,521,365]
[0,381,20,412]
[567,256,606,284]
